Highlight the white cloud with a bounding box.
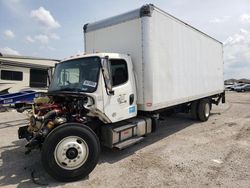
[240,29,250,34]
[25,33,60,44]
[34,34,49,44]
[223,29,250,79]
[4,30,15,39]
[224,34,245,45]
[49,33,60,40]
[226,66,250,79]
[25,35,35,43]
[209,16,230,23]
[47,46,56,51]
[0,47,20,55]
[240,13,250,23]
[31,7,60,29]
[223,29,250,46]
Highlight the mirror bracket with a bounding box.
[102,56,114,96]
[108,90,115,95]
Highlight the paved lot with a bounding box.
[0,91,250,188]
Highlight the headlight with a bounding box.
[83,96,94,108]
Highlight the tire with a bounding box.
[241,89,245,92]
[197,99,211,122]
[190,101,199,120]
[41,123,100,182]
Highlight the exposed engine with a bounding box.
[19,94,94,153]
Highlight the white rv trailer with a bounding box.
[0,53,59,94]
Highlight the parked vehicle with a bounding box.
[0,54,58,94]
[230,83,245,91]
[18,4,225,181]
[235,84,250,92]
[225,84,234,91]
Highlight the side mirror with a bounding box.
[47,67,54,85]
[102,56,114,95]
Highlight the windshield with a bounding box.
[48,57,101,93]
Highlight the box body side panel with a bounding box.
[84,7,224,112]
[140,10,224,111]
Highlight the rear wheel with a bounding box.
[41,123,100,182]
[197,99,211,122]
[190,101,199,120]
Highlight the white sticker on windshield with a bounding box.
[83,80,97,88]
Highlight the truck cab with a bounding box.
[48,53,137,123]
[18,53,153,181]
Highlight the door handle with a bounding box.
[129,94,134,105]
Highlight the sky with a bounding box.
[0,0,250,79]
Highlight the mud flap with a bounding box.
[222,91,226,103]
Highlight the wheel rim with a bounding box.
[54,136,89,170]
[205,103,210,118]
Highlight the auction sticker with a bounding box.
[83,80,97,87]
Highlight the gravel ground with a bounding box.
[0,91,250,188]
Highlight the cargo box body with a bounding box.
[84,5,224,111]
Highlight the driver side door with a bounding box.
[103,58,137,123]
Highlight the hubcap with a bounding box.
[66,148,78,159]
[205,103,210,117]
[54,136,89,170]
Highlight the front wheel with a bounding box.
[41,123,100,182]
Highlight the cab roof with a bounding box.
[61,52,130,62]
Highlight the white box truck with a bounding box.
[18,4,225,181]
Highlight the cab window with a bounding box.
[110,59,128,87]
